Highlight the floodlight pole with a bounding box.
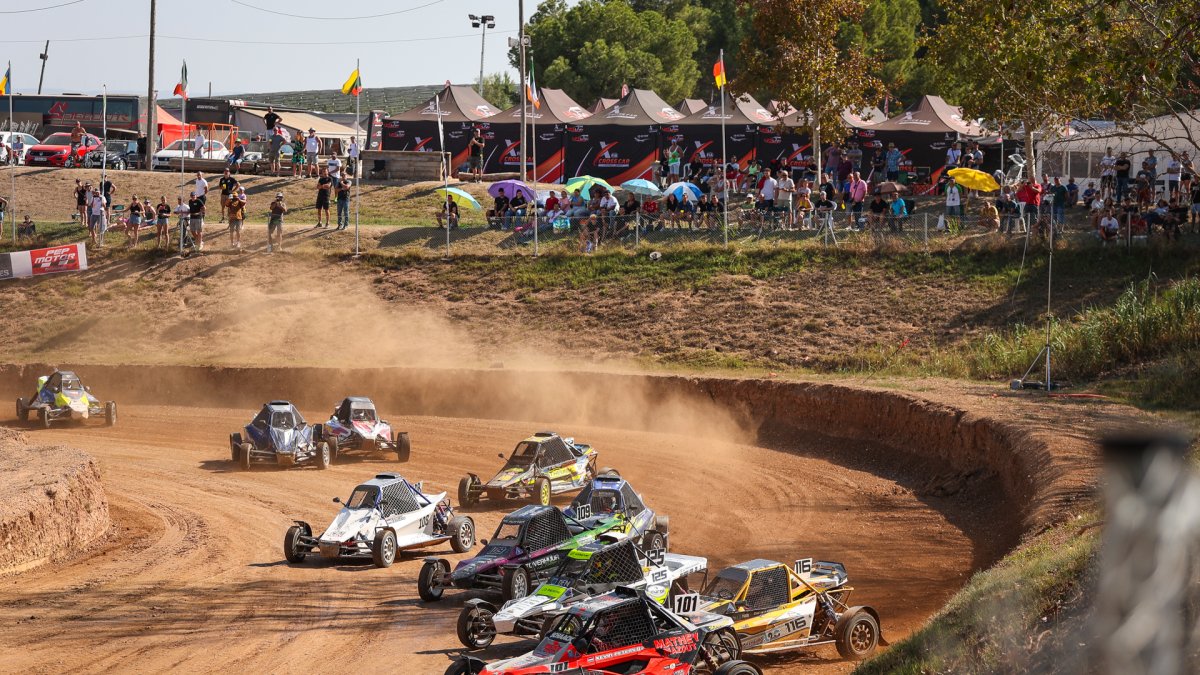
[37,41,49,95]
[469,14,494,97]
[9,64,15,244]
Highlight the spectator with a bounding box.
[945,141,961,169]
[1099,147,1116,200]
[578,214,598,253]
[845,142,863,175]
[870,147,886,183]
[813,191,835,230]
[17,214,35,241]
[304,129,321,178]
[263,106,281,134]
[888,193,908,232]
[1050,177,1068,226]
[846,171,867,229]
[488,188,510,228]
[193,171,208,205]
[267,192,287,253]
[101,176,116,219]
[1191,178,1200,233]
[290,134,306,178]
[1180,151,1195,198]
[335,174,351,230]
[314,167,332,227]
[88,188,105,246]
[173,196,189,246]
[544,190,560,216]
[467,129,484,183]
[436,195,459,229]
[1016,178,1042,224]
[226,139,245,172]
[1165,152,1182,197]
[598,189,619,233]
[1142,149,1158,184]
[326,153,342,182]
[776,170,795,227]
[10,134,24,166]
[998,188,1020,233]
[885,142,901,181]
[228,186,247,250]
[69,122,86,166]
[1098,209,1120,243]
[980,199,1000,230]
[0,194,5,225]
[944,178,963,220]
[126,194,144,248]
[567,189,587,219]
[759,169,778,211]
[155,196,171,249]
[1066,177,1079,206]
[1080,181,1098,208]
[642,197,661,230]
[268,129,285,176]
[192,130,206,159]
[664,139,683,182]
[217,169,236,223]
[664,193,682,229]
[867,193,887,230]
[347,137,360,177]
[74,179,90,224]
[1088,189,1106,230]
[824,142,842,176]
[188,190,206,251]
[1114,151,1132,202]
[505,189,528,231]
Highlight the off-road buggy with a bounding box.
[459,432,597,507]
[228,401,332,470]
[693,557,884,661]
[564,471,670,552]
[445,587,758,675]
[322,396,411,462]
[456,537,708,649]
[284,472,474,567]
[16,370,117,428]
[418,504,635,604]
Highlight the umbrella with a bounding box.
[565,175,616,199]
[619,179,662,197]
[488,179,535,201]
[665,182,702,200]
[947,167,1000,192]
[875,181,907,195]
[435,187,482,210]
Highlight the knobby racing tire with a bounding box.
[835,607,880,661]
[372,529,397,568]
[40,407,52,429]
[449,515,475,553]
[713,661,762,675]
[316,441,332,470]
[534,477,551,507]
[458,476,478,507]
[327,436,339,464]
[284,525,308,564]
[229,433,243,462]
[456,604,496,649]
[643,530,667,554]
[501,564,530,602]
[395,431,411,462]
[16,398,28,422]
[597,466,620,478]
[105,401,117,427]
[701,627,741,666]
[239,442,253,471]
[443,658,486,675]
[418,558,450,602]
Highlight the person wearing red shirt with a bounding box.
[544,190,560,216]
[1016,178,1042,226]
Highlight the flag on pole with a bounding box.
[173,61,189,99]
[0,64,10,95]
[713,57,726,89]
[525,63,540,109]
[341,68,362,96]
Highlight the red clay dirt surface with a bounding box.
[0,403,994,674]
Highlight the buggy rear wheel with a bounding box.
[316,441,331,470]
[456,605,496,649]
[501,564,530,601]
[418,559,450,602]
[395,431,411,462]
[16,398,28,422]
[597,467,620,478]
[283,525,308,564]
[700,627,741,666]
[40,407,52,429]
[105,401,117,427]
[372,529,397,568]
[835,608,880,661]
[713,661,762,675]
[643,530,666,554]
[327,436,339,464]
[239,442,253,471]
[443,659,485,675]
[449,515,475,553]
[534,477,551,507]
[458,476,478,507]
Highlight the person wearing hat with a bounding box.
[227,186,247,251]
[188,190,206,252]
[304,128,321,178]
[225,138,245,173]
[267,191,287,253]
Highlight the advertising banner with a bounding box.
[755,126,815,174]
[662,123,758,170]
[0,243,88,281]
[481,124,567,183]
[2,96,139,138]
[379,120,475,175]
[564,124,660,182]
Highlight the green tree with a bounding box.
[631,0,751,100]
[838,0,921,100]
[737,0,882,180]
[480,72,517,110]
[521,0,700,105]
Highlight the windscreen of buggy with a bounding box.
[536,614,589,657]
[346,486,380,509]
[504,441,540,467]
[703,568,749,600]
[350,406,376,422]
[270,411,297,429]
[483,520,525,553]
[60,377,84,393]
[587,489,623,515]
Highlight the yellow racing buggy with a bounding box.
[685,558,885,661]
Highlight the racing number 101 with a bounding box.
[673,593,700,614]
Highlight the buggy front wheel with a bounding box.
[395,431,411,462]
[105,401,117,427]
[501,564,530,601]
[456,605,496,649]
[458,476,478,507]
[284,525,308,564]
[418,559,450,602]
[372,529,397,568]
[534,477,551,507]
[239,442,253,471]
[40,407,52,429]
[448,515,475,553]
[316,441,331,470]
[16,398,28,422]
[835,608,880,661]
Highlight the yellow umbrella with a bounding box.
[434,187,483,210]
[947,167,1000,192]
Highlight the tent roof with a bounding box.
[239,108,357,139]
[842,106,885,127]
[677,98,708,116]
[391,85,502,122]
[589,98,619,114]
[871,95,985,136]
[583,89,685,126]
[155,105,186,128]
[496,88,592,124]
[678,91,775,125]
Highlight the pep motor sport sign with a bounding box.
[0,243,88,281]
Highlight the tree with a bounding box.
[838,0,922,101]
[521,0,700,105]
[481,72,517,110]
[736,0,882,181]
[631,0,752,100]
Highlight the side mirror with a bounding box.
[480,538,489,546]
[332,497,342,504]
[84,385,92,392]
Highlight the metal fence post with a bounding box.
[923,213,928,247]
[635,211,640,248]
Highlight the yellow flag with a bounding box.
[341,69,362,96]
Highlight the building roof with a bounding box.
[238,108,357,140]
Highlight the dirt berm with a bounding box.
[1,363,1115,540]
[0,427,110,575]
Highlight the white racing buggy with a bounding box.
[456,537,707,649]
[284,473,476,568]
[322,397,411,462]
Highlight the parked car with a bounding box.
[152,139,228,169]
[83,139,139,170]
[25,132,102,167]
[0,131,41,165]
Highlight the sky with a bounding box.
[3,0,552,97]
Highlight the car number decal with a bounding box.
[672,593,700,614]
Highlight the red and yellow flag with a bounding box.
[713,58,726,89]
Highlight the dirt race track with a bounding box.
[0,402,995,674]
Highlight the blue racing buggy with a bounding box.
[16,370,117,428]
[229,401,332,471]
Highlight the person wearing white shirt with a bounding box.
[304,130,321,178]
[1165,153,1183,196]
[192,132,207,159]
[1099,147,1117,200]
[945,142,961,168]
[1098,210,1120,242]
[945,179,962,217]
[759,170,778,209]
[88,190,106,246]
[776,173,795,228]
[193,172,209,205]
[326,155,342,181]
[347,138,360,176]
[598,191,619,232]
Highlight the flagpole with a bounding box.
[437,92,450,259]
[100,84,107,247]
[353,58,361,257]
[8,62,15,244]
[179,81,186,254]
[719,50,728,248]
[530,70,539,258]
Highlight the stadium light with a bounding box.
[469,14,496,96]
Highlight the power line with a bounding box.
[6,30,516,46]
[0,0,86,13]
[229,0,444,20]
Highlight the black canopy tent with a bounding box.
[564,89,685,183]
[482,88,591,182]
[855,95,988,184]
[588,98,619,114]
[379,85,500,174]
[676,98,708,116]
[664,90,777,172]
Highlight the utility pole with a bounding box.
[37,41,49,95]
[518,0,526,182]
[146,0,157,160]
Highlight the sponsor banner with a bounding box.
[564,124,660,182]
[756,127,815,172]
[663,124,757,170]
[379,120,477,175]
[0,243,88,281]
[481,124,566,183]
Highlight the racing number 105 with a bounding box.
[419,515,431,529]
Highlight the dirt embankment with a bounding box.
[0,428,110,575]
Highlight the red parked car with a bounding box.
[25,132,102,167]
